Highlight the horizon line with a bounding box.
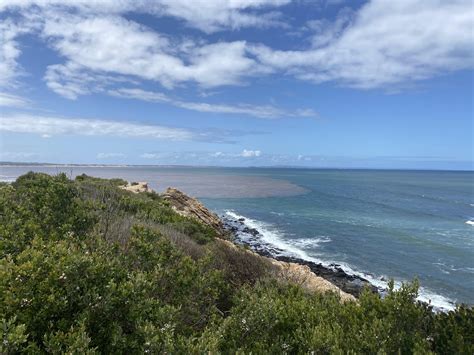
[1,161,473,173]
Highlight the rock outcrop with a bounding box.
[216,239,355,302]
[163,187,355,301]
[270,258,355,302]
[162,187,226,236]
[123,184,356,301]
[121,182,152,193]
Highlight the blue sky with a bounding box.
[0,0,472,169]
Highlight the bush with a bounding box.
[209,240,273,287]
[196,281,435,353]
[0,172,472,353]
[0,172,94,257]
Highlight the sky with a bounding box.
[0,0,473,169]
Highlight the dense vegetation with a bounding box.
[1,172,472,354]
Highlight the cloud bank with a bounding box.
[1,0,471,95]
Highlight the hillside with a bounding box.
[0,173,472,353]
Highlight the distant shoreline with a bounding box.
[1,162,473,172]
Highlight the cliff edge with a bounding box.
[162,187,226,236]
[161,186,355,302]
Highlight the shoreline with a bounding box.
[221,212,379,298]
[220,211,457,311]
[1,172,461,310]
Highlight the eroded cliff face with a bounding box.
[161,186,355,302]
[162,187,226,236]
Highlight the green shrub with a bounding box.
[195,280,435,353]
[432,305,474,354]
[0,172,471,353]
[0,172,94,257]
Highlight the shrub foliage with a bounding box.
[0,172,472,353]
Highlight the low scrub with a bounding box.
[0,173,472,353]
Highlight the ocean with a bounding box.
[1,165,473,310]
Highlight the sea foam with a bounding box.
[225,210,456,312]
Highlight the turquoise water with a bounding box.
[2,166,473,308]
[202,169,474,309]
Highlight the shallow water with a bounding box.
[2,165,473,308]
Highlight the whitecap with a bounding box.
[290,237,331,249]
[270,211,285,216]
[465,220,474,226]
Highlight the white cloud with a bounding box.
[172,101,282,118]
[0,92,30,107]
[1,0,472,95]
[38,13,265,92]
[0,19,37,88]
[97,152,126,159]
[150,0,290,33]
[139,150,265,163]
[140,153,161,159]
[0,151,38,160]
[250,0,474,89]
[241,149,262,157]
[0,0,290,33]
[109,88,316,119]
[0,114,195,141]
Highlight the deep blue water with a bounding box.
[2,166,473,309]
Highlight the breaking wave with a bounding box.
[225,210,456,311]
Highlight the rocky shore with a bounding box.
[162,187,227,236]
[162,186,379,299]
[220,214,380,298]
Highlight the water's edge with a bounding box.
[220,211,456,312]
[221,212,379,297]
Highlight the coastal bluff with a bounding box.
[160,185,355,302]
[3,173,470,353]
[162,187,227,236]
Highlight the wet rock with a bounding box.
[221,216,380,298]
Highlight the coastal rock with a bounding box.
[161,187,356,301]
[162,187,226,236]
[121,182,152,193]
[274,255,379,298]
[217,239,355,302]
[220,214,379,298]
